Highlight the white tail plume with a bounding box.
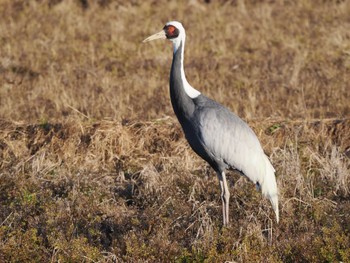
[260,154,279,223]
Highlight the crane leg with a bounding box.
[217,171,230,226]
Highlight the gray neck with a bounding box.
[170,42,195,123]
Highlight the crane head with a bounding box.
[142,21,185,44]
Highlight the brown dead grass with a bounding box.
[1,118,349,262]
[0,0,350,262]
[0,0,349,122]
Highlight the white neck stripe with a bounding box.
[172,37,201,99]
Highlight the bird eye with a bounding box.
[164,25,179,39]
[167,25,176,34]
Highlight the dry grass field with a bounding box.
[0,0,349,262]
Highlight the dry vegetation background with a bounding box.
[0,0,349,262]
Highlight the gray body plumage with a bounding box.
[171,42,263,178]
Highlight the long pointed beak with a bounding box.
[142,30,166,43]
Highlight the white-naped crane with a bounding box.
[143,21,279,226]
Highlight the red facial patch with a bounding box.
[167,25,176,36]
[163,25,179,39]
